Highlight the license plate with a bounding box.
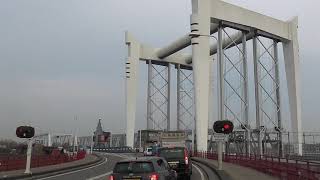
[123,176,141,180]
[168,161,179,168]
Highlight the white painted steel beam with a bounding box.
[191,0,210,151]
[157,24,219,59]
[253,35,263,156]
[125,31,140,148]
[185,32,254,64]
[140,44,191,67]
[217,26,225,122]
[283,17,302,155]
[210,0,291,41]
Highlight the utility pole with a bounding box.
[73,115,78,154]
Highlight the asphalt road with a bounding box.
[192,161,220,180]
[36,153,219,180]
[35,153,123,180]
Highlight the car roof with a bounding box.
[117,156,163,163]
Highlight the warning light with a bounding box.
[213,120,234,134]
[16,126,35,138]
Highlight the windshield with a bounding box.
[159,148,185,159]
[114,162,154,173]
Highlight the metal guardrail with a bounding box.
[193,151,320,180]
[0,151,86,172]
[93,147,136,153]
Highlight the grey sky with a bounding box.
[0,0,319,139]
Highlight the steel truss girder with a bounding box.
[217,26,251,155]
[252,35,282,156]
[147,60,170,131]
[219,29,248,128]
[177,64,194,131]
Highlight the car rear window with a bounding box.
[114,162,154,173]
[159,148,185,159]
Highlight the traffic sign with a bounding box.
[213,133,228,141]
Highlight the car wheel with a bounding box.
[180,175,190,180]
[185,175,191,180]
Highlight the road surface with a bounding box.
[37,152,219,180]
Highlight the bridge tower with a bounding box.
[125,0,302,155]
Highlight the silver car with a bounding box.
[110,157,177,180]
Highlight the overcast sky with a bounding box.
[0,0,319,140]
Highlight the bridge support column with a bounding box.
[217,25,225,125]
[242,32,250,156]
[125,31,140,148]
[48,133,52,147]
[283,17,302,155]
[190,0,210,151]
[273,40,283,157]
[253,35,263,156]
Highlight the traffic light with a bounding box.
[213,120,234,134]
[16,126,35,138]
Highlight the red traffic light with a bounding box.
[223,124,230,130]
[213,120,234,134]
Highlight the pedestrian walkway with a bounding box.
[0,154,100,179]
[192,157,278,180]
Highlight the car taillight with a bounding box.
[149,173,159,180]
[184,149,189,165]
[109,175,115,180]
[185,156,189,165]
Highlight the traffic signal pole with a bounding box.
[213,121,234,171]
[218,140,223,170]
[24,139,33,174]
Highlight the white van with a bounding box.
[144,147,153,156]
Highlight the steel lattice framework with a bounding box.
[216,27,251,155]
[147,60,170,131]
[177,65,194,131]
[254,36,282,156]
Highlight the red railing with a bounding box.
[193,151,320,180]
[0,151,86,172]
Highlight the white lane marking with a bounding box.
[192,164,205,180]
[86,171,112,180]
[37,158,108,180]
[106,153,130,159]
